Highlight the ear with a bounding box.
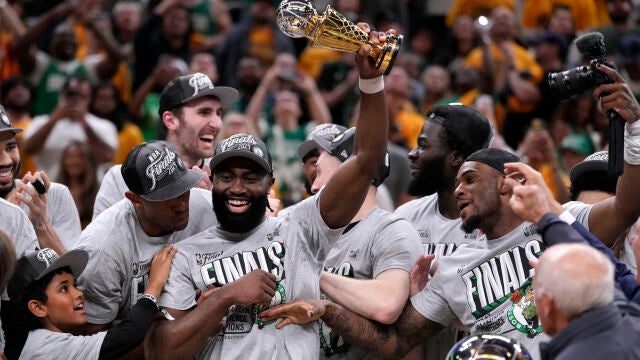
[162,110,179,132]
[27,299,47,319]
[450,150,464,169]
[497,174,512,196]
[124,191,143,205]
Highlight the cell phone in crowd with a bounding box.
[32,178,46,194]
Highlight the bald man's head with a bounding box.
[534,243,614,335]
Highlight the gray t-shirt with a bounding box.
[0,197,39,257]
[394,194,478,257]
[0,198,39,350]
[17,180,81,249]
[319,207,422,360]
[411,222,550,360]
[564,200,638,274]
[19,328,106,360]
[159,194,343,360]
[92,164,128,219]
[75,188,215,324]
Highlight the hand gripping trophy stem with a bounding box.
[277,0,402,75]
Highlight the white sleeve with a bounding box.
[93,165,128,219]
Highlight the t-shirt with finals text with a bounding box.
[159,194,343,360]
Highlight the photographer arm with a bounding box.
[588,65,640,246]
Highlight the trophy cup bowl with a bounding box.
[276,0,402,75]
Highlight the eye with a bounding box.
[60,285,68,293]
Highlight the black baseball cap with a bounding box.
[427,104,493,156]
[0,105,22,136]
[7,248,88,303]
[158,72,238,117]
[569,151,609,183]
[312,126,356,163]
[298,123,349,160]
[210,134,272,173]
[466,148,521,173]
[121,141,204,201]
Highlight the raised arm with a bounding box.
[13,1,73,76]
[589,65,640,245]
[319,25,389,229]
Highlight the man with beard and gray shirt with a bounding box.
[393,104,493,359]
[147,30,390,359]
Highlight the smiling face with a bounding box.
[407,121,451,196]
[454,161,502,233]
[33,271,87,332]
[171,96,223,165]
[0,132,19,198]
[212,157,273,233]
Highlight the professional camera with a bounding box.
[548,32,614,102]
[548,32,625,177]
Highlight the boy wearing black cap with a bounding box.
[71,141,216,338]
[148,27,390,360]
[92,72,238,217]
[7,246,175,359]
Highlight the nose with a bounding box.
[72,285,84,300]
[310,178,322,195]
[408,147,418,160]
[454,183,464,200]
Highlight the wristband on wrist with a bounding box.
[139,293,159,311]
[624,121,640,165]
[359,76,384,94]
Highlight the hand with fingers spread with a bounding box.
[593,65,640,123]
[410,254,436,297]
[145,244,178,298]
[258,299,327,329]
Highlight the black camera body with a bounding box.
[548,32,625,177]
[548,32,614,102]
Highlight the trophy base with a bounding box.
[376,34,403,76]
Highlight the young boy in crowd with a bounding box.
[6,245,176,359]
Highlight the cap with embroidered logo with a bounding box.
[298,123,349,160]
[210,134,273,173]
[158,72,238,117]
[121,141,204,201]
[7,248,88,303]
[0,104,22,136]
[569,151,609,182]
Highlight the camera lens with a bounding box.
[548,65,595,102]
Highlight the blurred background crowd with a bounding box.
[3,0,640,223]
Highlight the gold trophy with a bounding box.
[277,0,402,75]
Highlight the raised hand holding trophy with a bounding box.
[276,0,402,75]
